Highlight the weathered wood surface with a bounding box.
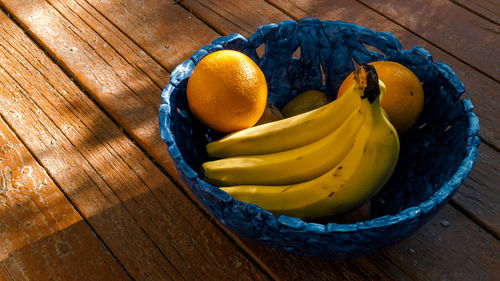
[450,0,500,24]
[1,0,177,174]
[383,204,499,281]
[181,0,290,36]
[0,7,271,281]
[358,0,500,81]
[0,117,131,281]
[453,142,500,238]
[0,0,497,280]
[86,0,218,71]
[0,263,15,281]
[247,204,500,281]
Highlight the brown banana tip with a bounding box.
[354,64,380,104]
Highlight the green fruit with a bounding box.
[282,90,330,118]
[255,101,284,125]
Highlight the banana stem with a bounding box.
[354,64,380,104]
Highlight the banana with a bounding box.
[206,83,360,158]
[220,65,399,219]
[203,108,365,186]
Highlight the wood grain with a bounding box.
[2,223,131,281]
[0,117,131,280]
[0,7,271,281]
[450,0,500,25]
[243,241,410,281]
[235,203,500,281]
[181,0,290,37]
[1,0,177,175]
[454,142,500,238]
[358,0,500,81]
[383,204,499,281]
[0,262,16,281]
[86,0,219,71]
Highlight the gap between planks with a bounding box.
[449,0,500,25]
[0,113,133,280]
[351,0,499,83]
[63,0,168,89]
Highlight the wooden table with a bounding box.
[0,1,498,280]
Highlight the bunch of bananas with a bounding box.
[202,65,400,219]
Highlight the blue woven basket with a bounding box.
[159,19,480,259]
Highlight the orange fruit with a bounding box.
[337,61,424,133]
[187,50,268,133]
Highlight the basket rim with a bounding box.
[158,19,481,235]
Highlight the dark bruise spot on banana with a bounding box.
[328,192,335,197]
[281,185,296,192]
[333,166,343,177]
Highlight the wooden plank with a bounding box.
[0,27,180,281]
[85,0,219,71]
[3,223,131,281]
[243,241,410,281]
[450,0,499,25]
[235,204,500,281]
[180,0,290,37]
[0,8,271,281]
[454,142,500,238]
[357,0,500,81]
[0,262,16,281]
[1,0,178,176]
[383,204,499,281]
[0,117,131,280]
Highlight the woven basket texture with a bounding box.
[159,19,480,258]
